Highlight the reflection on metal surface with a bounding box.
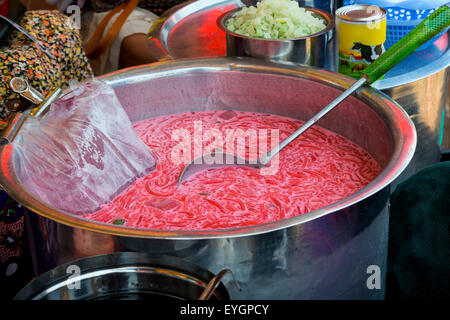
[0,113,27,145]
[10,77,44,105]
[2,58,417,299]
[380,67,449,186]
[147,0,340,71]
[2,79,63,145]
[217,7,335,67]
[15,253,230,300]
[146,0,448,180]
[374,34,449,182]
[0,58,416,239]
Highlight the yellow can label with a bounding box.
[338,19,387,78]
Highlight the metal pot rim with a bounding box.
[217,7,335,42]
[14,252,230,300]
[0,57,417,240]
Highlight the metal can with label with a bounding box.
[336,4,387,78]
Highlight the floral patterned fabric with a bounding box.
[0,9,93,122]
[0,9,93,299]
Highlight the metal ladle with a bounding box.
[178,3,450,186]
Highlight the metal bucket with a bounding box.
[371,39,450,186]
[0,57,416,299]
[14,252,230,300]
[217,7,335,67]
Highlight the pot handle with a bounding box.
[0,78,62,145]
[198,269,241,300]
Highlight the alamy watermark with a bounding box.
[366,6,385,30]
[66,5,81,29]
[66,264,81,290]
[366,265,382,290]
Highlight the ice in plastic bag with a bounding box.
[12,79,156,214]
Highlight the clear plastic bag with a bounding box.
[12,79,156,215]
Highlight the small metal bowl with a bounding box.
[217,7,335,67]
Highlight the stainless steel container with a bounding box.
[146,0,448,181]
[372,38,450,186]
[0,58,416,299]
[146,0,342,71]
[217,7,335,67]
[15,252,230,300]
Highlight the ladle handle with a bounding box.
[259,77,367,166]
[363,3,450,84]
[259,3,450,166]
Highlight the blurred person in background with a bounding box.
[23,1,187,75]
[83,0,186,75]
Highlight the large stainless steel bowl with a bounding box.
[217,7,335,66]
[0,57,416,299]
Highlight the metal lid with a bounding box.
[336,4,387,23]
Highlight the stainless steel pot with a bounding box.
[15,252,230,300]
[217,7,335,67]
[372,42,450,187]
[145,0,448,180]
[0,57,416,299]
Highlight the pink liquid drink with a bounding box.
[83,111,382,230]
